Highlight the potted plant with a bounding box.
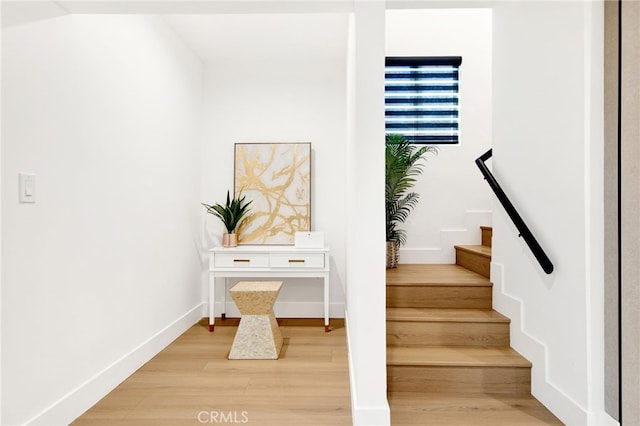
[385,134,437,268]
[202,190,253,247]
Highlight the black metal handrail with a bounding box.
[475,149,554,274]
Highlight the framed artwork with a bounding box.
[234,142,311,245]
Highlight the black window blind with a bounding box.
[385,56,462,144]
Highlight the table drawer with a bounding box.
[214,253,270,268]
[269,253,325,268]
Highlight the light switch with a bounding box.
[19,173,36,203]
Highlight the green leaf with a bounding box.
[385,134,438,246]
[202,190,253,233]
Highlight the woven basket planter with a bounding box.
[386,241,400,269]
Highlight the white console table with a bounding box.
[208,246,330,332]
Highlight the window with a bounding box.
[385,56,462,144]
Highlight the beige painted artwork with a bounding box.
[234,143,311,245]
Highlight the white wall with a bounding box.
[200,14,349,319]
[1,13,203,425]
[386,9,493,263]
[492,1,613,424]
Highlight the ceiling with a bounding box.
[161,13,349,63]
[2,2,349,62]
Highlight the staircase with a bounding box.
[386,227,562,425]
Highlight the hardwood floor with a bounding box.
[74,257,563,426]
[389,392,564,425]
[73,318,351,426]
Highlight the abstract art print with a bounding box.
[234,142,311,245]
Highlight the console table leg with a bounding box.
[209,324,214,332]
[325,325,330,333]
[221,313,226,320]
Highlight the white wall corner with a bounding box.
[491,262,590,425]
[345,312,391,426]
[25,304,204,426]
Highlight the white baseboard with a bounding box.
[399,246,454,264]
[344,312,391,426]
[26,303,205,426]
[213,301,345,319]
[588,410,619,426]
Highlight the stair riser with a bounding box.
[387,321,510,347]
[481,227,493,247]
[456,250,490,278]
[387,365,531,394]
[387,286,492,309]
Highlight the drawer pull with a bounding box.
[233,259,251,263]
[288,259,306,263]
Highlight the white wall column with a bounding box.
[345,1,389,425]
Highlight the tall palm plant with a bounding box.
[385,134,437,266]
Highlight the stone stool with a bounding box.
[228,281,283,360]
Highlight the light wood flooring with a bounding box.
[73,318,351,426]
[73,313,561,426]
[388,391,564,425]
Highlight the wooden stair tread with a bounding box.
[388,391,563,425]
[387,346,532,368]
[387,307,510,323]
[454,245,492,258]
[387,264,491,286]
